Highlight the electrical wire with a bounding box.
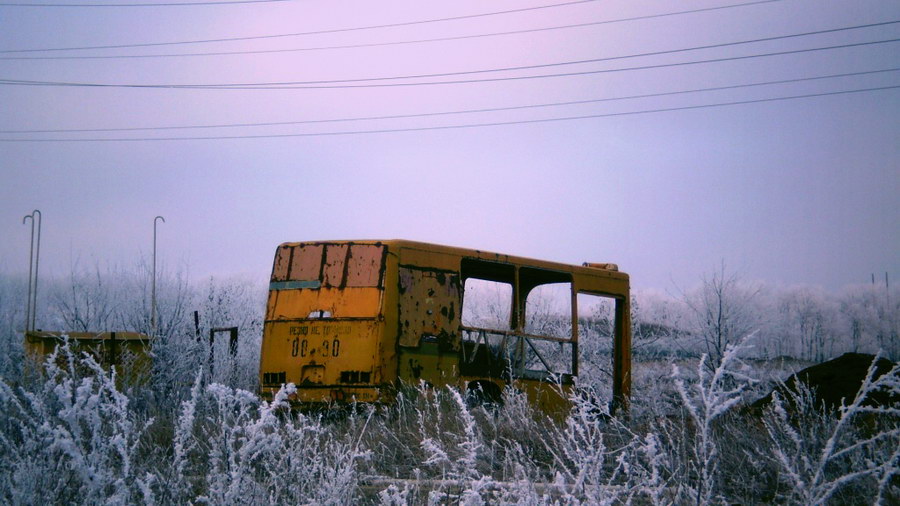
[0,0,600,53]
[0,0,780,59]
[0,0,288,6]
[1,84,896,142]
[2,35,896,90]
[2,68,896,134]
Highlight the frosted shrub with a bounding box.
[367,384,555,504]
[417,387,483,484]
[378,483,411,505]
[0,274,27,379]
[671,337,757,504]
[534,390,670,504]
[192,382,364,505]
[369,383,485,483]
[544,391,612,494]
[762,355,900,504]
[629,359,683,419]
[626,432,671,505]
[0,348,364,505]
[0,339,151,505]
[482,385,554,481]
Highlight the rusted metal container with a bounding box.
[24,330,153,384]
[259,240,631,413]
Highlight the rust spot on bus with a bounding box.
[346,244,385,287]
[398,267,460,350]
[322,244,349,288]
[290,244,323,281]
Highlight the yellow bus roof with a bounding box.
[276,239,628,282]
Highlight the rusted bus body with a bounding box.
[259,240,631,411]
[24,331,153,384]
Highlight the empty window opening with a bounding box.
[576,292,618,398]
[578,293,616,341]
[461,278,513,330]
[524,282,572,339]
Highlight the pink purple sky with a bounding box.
[1,0,898,291]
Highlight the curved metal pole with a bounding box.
[151,215,165,335]
[22,213,34,332]
[31,210,41,331]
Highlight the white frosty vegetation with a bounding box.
[0,339,151,505]
[0,335,897,504]
[672,336,758,504]
[0,343,365,505]
[761,356,900,505]
[0,265,897,504]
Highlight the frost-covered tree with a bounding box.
[630,289,690,359]
[838,284,899,360]
[50,261,121,333]
[683,265,764,367]
[775,286,838,362]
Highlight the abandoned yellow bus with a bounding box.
[259,240,631,412]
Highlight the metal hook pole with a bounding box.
[22,213,34,332]
[151,215,165,335]
[31,210,41,331]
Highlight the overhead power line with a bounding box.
[1,34,896,90]
[0,0,288,6]
[2,68,896,134]
[1,84,897,142]
[0,0,779,58]
[0,0,599,53]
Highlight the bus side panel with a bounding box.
[511,378,571,415]
[397,343,461,388]
[397,267,461,351]
[398,246,460,272]
[394,254,463,388]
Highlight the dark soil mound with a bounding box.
[752,353,898,413]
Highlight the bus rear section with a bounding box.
[259,241,389,403]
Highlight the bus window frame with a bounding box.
[574,289,631,410]
[460,258,583,383]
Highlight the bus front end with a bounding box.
[259,241,391,404]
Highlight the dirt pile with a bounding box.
[752,353,899,412]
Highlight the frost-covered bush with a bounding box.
[0,343,365,505]
[187,382,364,505]
[670,338,758,504]
[0,339,152,505]
[761,356,900,504]
[1,339,897,505]
[0,274,27,379]
[0,264,265,394]
[1,264,898,504]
